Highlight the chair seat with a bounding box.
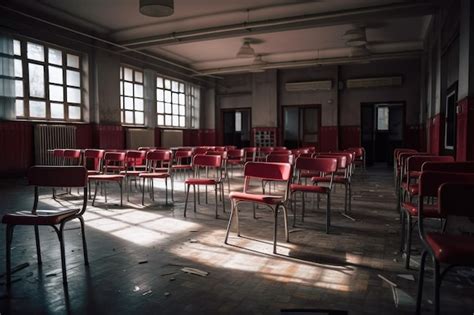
[171,165,192,170]
[87,170,100,175]
[300,171,321,178]
[229,192,283,205]
[401,182,419,195]
[409,171,421,178]
[290,183,329,194]
[227,159,242,165]
[402,202,444,218]
[185,178,218,185]
[426,233,474,264]
[120,170,142,176]
[139,172,170,178]
[88,174,125,181]
[2,209,79,226]
[312,176,348,184]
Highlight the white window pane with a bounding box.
[173,104,179,114]
[15,80,23,97]
[164,90,171,102]
[124,67,133,81]
[179,105,185,115]
[49,66,63,84]
[135,111,144,124]
[135,98,143,111]
[28,63,44,98]
[120,82,123,95]
[164,79,171,89]
[66,70,80,87]
[124,82,133,96]
[165,103,171,114]
[67,54,79,68]
[179,83,184,93]
[157,102,164,113]
[13,40,21,56]
[67,87,81,103]
[157,77,163,88]
[135,71,143,83]
[179,93,185,105]
[50,103,64,119]
[27,42,44,62]
[14,59,22,77]
[134,84,143,98]
[172,81,179,92]
[165,115,171,126]
[235,112,242,132]
[120,96,124,109]
[29,100,46,118]
[69,105,81,119]
[15,99,24,116]
[157,114,164,125]
[157,89,164,101]
[125,111,133,123]
[124,97,133,110]
[172,93,179,104]
[172,115,179,126]
[179,116,185,127]
[48,48,62,65]
[49,85,64,101]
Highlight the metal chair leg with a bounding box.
[54,225,68,284]
[221,183,225,214]
[344,183,348,214]
[193,185,197,213]
[5,224,14,287]
[78,216,89,265]
[282,204,289,242]
[415,250,428,315]
[215,185,218,219]
[119,182,123,207]
[405,215,413,269]
[165,178,168,205]
[273,205,278,254]
[235,201,240,236]
[302,192,305,222]
[184,184,190,217]
[141,177,146,206]
[433,256,441,315]
[326,193,331,234]
[92,181,99,206]
[224,201,235,244]
[34,225,42,265]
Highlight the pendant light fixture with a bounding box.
[140,0,174,17]
[236,39,256,58]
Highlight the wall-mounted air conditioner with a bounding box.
[346,76,402,89]
[285,80,332,92]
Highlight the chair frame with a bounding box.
[140,150,173,205]
[90,151,126,207]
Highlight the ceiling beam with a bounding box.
[120,2,437,49]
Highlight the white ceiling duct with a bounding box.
[342,28,365,40]
[236,39,256,58]
[139,0,174,17]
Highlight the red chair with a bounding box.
[394,149,418,186]
[291,157,338,232]
[422,161,474,173]
[121,150,146,202]
[274,146,287,150]
[193,147,209,155]
[400,155,454,268]
[225,162,292,254]
[226,149,245,177]
[225,145,237,150]
[83,149,105,199]
[139,150,172,205]
[266,154,295,164]
[2,166,89,285]
[52,149,65,165]
[89,152,126,206]
[171,149,193,179]
[271,149,292,155]
[347,147,366,171]
[63,149,82,165]
[184,154,225,218]
[313,154,352,214]
[214,146,226,152]
[243,147,257,162]
[258,147,274,161]
[415,173,474,315]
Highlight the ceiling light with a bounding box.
[140,0,174,17]
[346,38,368,47]
[249,55,266,73]
[342,28,365,40]
[236,40,256,58]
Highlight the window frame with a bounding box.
[156,75,187,128]
[120,65,145,126]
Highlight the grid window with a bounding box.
[13,38,83,121]
[377,107,389,131]
[157,77,186,127]
[189,85,200,129]
[120,66,144,125]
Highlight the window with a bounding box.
[189,85,200,129]
[444,89,457,149]
[120,66,144,125]
[377,106,389,131]
[14,39,82,121]
[156,77,186,127]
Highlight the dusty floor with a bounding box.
[0,165,473,314]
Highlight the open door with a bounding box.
[222,108,251,147]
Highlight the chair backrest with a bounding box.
[146,150,172,172]
[295,157,337,174]
[419,171,474,198]
[225,145,237,150]
[147,150,172,162]
[259,147,274,155]
[175,149,193,159]
[267,154,295,164]
[348,147,364,158]
[206,150,227,158]
[271,149,292,155]
[227,149,244,159]
[395,148,417,162]
[244,162,292,181]
[193,154,222,168]
[407,155,454,173]
[317,154,347,169]
[28,166,88,215]
[103,152,126,173]
[84,149,105,172]
[63,149,81,159]
[243,147,257,161]
[422,161,474,173]
[274,146,287,150]
[193,147,208,155]
[213,146,226,152]
[438,183,474,217]
[126,150,146,167]
[53,149,65,157]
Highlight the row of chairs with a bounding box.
[393,148,474,315]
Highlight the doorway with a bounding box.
[222,108,251,148]
[361,102,405,166]
[443,83,457,155]
[282,105,321,149]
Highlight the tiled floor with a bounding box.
[0,165,473,314]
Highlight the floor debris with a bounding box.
[0,262,30,278]
[160,272,177,277]
[378,274,397,287]
[133,286,140,292]
[341,213,356,221]
[45,273,57,277]
[188,239,198,243]
[142,289,152,296]
[397,274,415,281]
[181,267,209,277]
[164,292,171,297]
[289,229,303,233]
[138,260,148,264]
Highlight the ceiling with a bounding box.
[4,0,435,75]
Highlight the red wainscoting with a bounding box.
[428,114,442,155]
[154,128,161,148]
[183,129,199,146]
[0,121,33,176]
[94,125,124,149]
[320,126,338,152]
[339,126,361,149]
[456,97,474,161]
[198,129,216,146]
[404,125,425,150]
[76,124,93,149]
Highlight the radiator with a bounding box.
[125,128,155,149]
[161,129,183,148]
[34,124,77,165]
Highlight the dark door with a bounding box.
[282,105,320,149]
[222,109,251,147]
[443,84,457,155]
[361,104,375,165]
